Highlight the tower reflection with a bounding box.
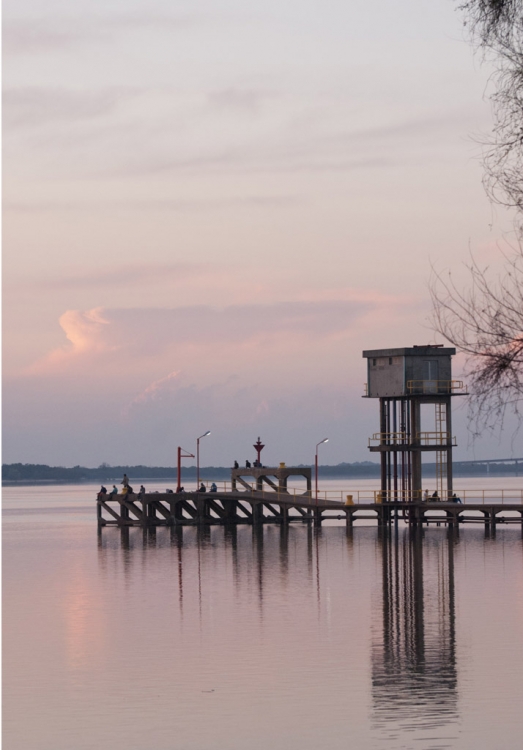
[372,527,458,738]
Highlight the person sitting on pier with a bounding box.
[177,486,185,493]
[233,460,239,469]
[245,460,251,468]
[423,490,429,502]
[210,482,217,492]
[98,485,107,498]
[452,492,462,504]
[199,482,207,493]
[432,490,440,501]
[139,485,146,496]
[110,485,118,495]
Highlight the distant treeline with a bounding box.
[2,460,521,484]
[2,461,380,483]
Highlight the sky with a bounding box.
[3,0,520,467]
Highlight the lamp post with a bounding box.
[315,438,329,505]
[197,431,211,489]
[177,447,195,493]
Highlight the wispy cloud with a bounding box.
[33,263,224,291]
[124,370,180,416]
[3,87,141,129]
[3,13,206,55]
[26,297,381,376]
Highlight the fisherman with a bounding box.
[210,483,217,492]
[110,485,118,495]
[98,485,107,498]
[121,473,129,488]
[423,490,430,502]
[139,485,146,496]
[245,460,251,468]
[199,482,207,492]
[452,492,462,504]
[432,490,440,501]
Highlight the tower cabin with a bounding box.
[362,345,467,502]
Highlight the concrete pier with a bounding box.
[97,491,523,529]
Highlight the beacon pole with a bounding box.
[177,446,195,492]
[315,438,329,506]
[196,431,211,490]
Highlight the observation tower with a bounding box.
[363,345,467,502]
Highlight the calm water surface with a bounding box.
[3,478,523,750]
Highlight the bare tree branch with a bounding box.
[430,248,523,435]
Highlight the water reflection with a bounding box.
[372,526,458,742]
[96,522,461,745]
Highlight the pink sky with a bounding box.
[3,0,519,466]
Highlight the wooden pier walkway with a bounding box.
[97,490,523,530]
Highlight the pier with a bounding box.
[97,485,523,530]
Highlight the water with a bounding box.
[3,478,523,750]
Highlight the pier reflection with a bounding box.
[372,527,458,739]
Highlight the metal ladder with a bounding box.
[435,402,447,499]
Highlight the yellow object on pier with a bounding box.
[345,495,354,505]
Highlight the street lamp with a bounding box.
[315,438,329,505]
[197,431,211,489]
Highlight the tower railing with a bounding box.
[368,432,457,446]
[406,380,467,395]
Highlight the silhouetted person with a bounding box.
[233,460,239,469]
[452,493,462,504]
[245,460,251,468]
[210,483,217,492]
[121,474,129,488]
[98,485,107,498]
[139,485,146,496]
[199,482,207,492]
[432,490,440,501]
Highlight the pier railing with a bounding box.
[176,481,523,505]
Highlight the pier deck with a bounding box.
[97,491,523,529]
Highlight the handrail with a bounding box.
[368,431,457,446]
[368,432,407,446]
[406,379,468,395]
[172,481,523,506]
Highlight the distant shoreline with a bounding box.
[2,461,521,486]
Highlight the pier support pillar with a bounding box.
[252,502,264,525]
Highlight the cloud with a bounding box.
[4,194,300,216]
[3,87,140,129]
[3,14,203,55]
[34,262,224,291]
[26,297,378,376]
[124,370,180,415]
[207,88,274,113]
